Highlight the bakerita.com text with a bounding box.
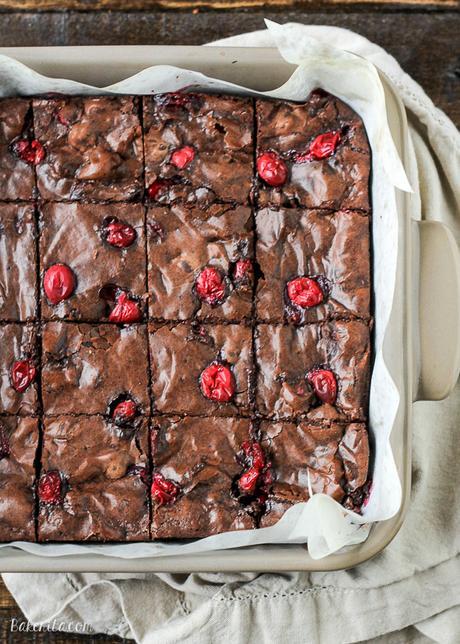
[10,618,92,633]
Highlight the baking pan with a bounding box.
[0,46,459,572]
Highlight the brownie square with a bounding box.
[0,203,37,321]
[255,208,371,323]
[149,323,253,416]
[40,202,146,321]
[0,324,38,415]
[147,204,253,321]
[0,416,38,541]
[255,321,371,421]
[143,94,253,207]
[0,98,35,201]
[38,415,150,541]
[259,421,369,527]
[42,323,150,415]
[256,92,371,211]
[151,416,255,538]
[33,96,143,201]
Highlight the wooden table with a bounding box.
[0,2,458,641]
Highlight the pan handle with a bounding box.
[413,220,460,402]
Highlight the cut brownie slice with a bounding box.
[147,203,253,321]
[0,416,38,541]
[255,321,371,421]
[255,208,371,323]
[143,94,253,207]
[149,323,253,416]
[0,324,38,415]
[40,202,146,321]
[255,92,371,211]
[0,98,35,201]
[259,420,369,527]
[38,415,150,541]
[0,203,37,321]
[42,323,150,415]
[33,96,143,201]
[151,416,255,538]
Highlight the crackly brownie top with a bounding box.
[33,96,143,201]
[0,98,35,201]
[38,415,149,542]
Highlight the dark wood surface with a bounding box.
[0,3,458,641]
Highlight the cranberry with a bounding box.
[11,139,45,165]
[287,277,324,309]
[256,152,288,187]
[200,363,235,402]
[241,441,265,470]
[104,220,136,249]
[233,259,253,283]
[307,369,337,404]
[147,179,169,200]
[0,426,10,460]
[43,264,76,305]
[112,399,137,425]
[10,359,37,393]
[195,267,226,305]
[151,473,180,506]
[296,131,341,163]
[238,467,260,494]
[109,291,142,324]
[38,471,63,504]
[171,146,195,169]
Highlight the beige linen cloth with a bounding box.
[3,24,460,644]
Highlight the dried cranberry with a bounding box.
[112,399,137,425]
[171,146,195,169]
[296,131,341,163]
[287,277,324,309]
[256,152,288,187]
[200,363,235,402]
[0,426,10,460]
[241,441,265,470]
[151,473,180,506]
[238,467,260,494]
[307,369,337,404]
[104,220,136,249]
[147,179,169,200]
[43,264,76,305]
[233,259,253,284]
[10,359,36,393]
[38,471,63,504]
[109,291,142,324]
[11,139,45,165]
[195,267,226,305]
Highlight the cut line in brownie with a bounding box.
[0,324,39,416]
[147,203,253,321]
[148,322,253,416]
[38,415,150,542]
[143,94,254,207]
[41,323,150,416]
[259,420,370,527]
[39,202,147,321]
[0,98,36,201]
[255,207,371,323]
[151,415,255,538]
[33,96,143,201]
[255,321,371,421]
[0,416,38,541]
[255,92,371,211]
[0,203,37,321]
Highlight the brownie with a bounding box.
[149,323,253,416]
[0,203,37,321]
[143,94,253,207]
[255,321,371,421]
[0,416,38,541]
[151,416,255,538]
[40,202,146,321]
[259,420,369,527]
[0,324,39,415]
[255,92,371,211]
[147,203,253,321]
[42,323,150,415]
[0,98,35,201]
[33,96,143,201]
[38,415,149,541]
[255,208,371,323]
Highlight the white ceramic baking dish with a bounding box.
[0,46,459,572]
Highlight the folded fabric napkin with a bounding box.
[4,23,460,644]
